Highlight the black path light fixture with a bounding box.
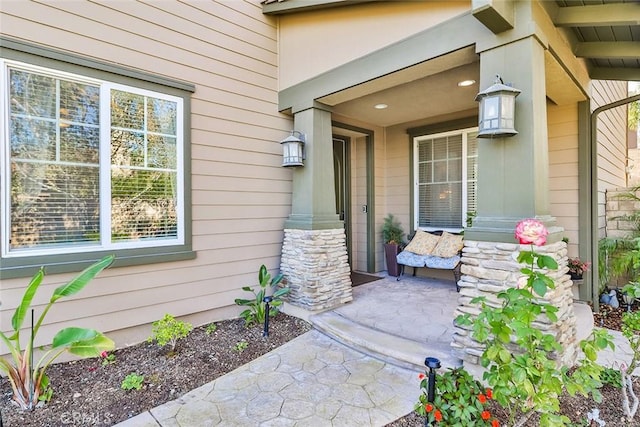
[475,75,521,138]
[280,130,305,167]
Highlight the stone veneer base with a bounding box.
[280,228,353,311]
[452,240,579,368]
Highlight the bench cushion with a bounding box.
[397,250,460,270]
[431,231,464,258]
[403,230,440,255]
[397,250,427,267]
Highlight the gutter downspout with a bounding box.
[590,93,640,311]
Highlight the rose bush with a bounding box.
[455,219,613,426]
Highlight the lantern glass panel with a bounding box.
[501,95,514,119]
[484,96,499,120]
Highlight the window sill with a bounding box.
[0,247,196,279]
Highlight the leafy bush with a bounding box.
[235,265,289,327]
[600,367,622,389]
[121,373,144,391]
[147,314,193,352]
[456,220,614,426]
[415,367,498,426]
[0,256,115,410]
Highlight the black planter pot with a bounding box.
[569,272,583,281]
[384,243,402,277]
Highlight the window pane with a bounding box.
[148,135,177,169]
[60,81,100,125]
[147,98,177,135]
[110,90,179,242]
[111,130,145,167]
[10,117,56,160]
[10,70,56,119]
[433,160,447,182]
[10,163,100,249]
[416,130,472,229]
[111,169,177,241]
[61,125,100,163]
[111,90,144,129]
[8,68,101,251]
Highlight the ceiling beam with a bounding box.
[554,3,640,27]
[575,41,640,59]
[589,66,640,82]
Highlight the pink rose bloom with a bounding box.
[515,219,548,246]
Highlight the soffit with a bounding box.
[553,0,640,81]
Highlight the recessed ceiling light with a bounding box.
[457,80,476,87]
[374,103,388,109]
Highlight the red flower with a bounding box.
[434,410,442,422]
[418,373,426,380]
[486,388,493,399]
[492,419,500,427]
[481,411,491,420]
[425,403,433,413]
[478,393,487,404]
[100,351,108,358]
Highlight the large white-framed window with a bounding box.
[1,60,185,260]
[413,128,478,232]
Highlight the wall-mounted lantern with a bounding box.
[280,131,305,167]
[475,75,521,138]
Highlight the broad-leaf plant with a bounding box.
[0,255,115,410]
[235,264,290,326]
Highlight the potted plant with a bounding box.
[382,214,405,277]
[568,256,591,280]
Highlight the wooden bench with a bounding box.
[396,230,463,292]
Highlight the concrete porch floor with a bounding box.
[309,274,462,371]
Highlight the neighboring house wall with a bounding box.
[0,1,291,350]
[593,80,629,239]
[277,1,470,88]
[548,102,580,257]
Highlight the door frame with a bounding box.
[332,122,375,273]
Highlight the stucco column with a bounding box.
[285,103,343,230]
[280,103,352,311]
[465,36,562,243]
[457,36,576,371]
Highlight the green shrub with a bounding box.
[148,314,193,352]
[121,373,144,391]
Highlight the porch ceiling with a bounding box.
[320,46,481,127]
[278,1,638,128]
[553,0,640,81]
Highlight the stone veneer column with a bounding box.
[452,239,579,368]
[281,228,352,310]
[280,103,353,311]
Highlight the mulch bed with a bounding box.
[0,314,311,426]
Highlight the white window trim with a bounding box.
[413,127,478,233]
[1,60,185,258]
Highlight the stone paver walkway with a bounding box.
[117,330,419,427]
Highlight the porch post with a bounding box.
[280,102,352,311]
[465,35,562,242]
[453,36,580,368]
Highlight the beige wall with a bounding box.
[0,1,293,350]
[548,102,580,257]
[278,1,470,88]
